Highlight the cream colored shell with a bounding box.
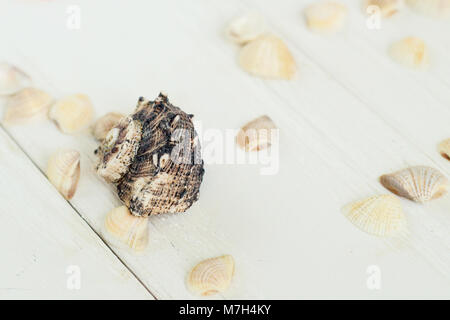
[187,255,235,296]
[365,0,403,17]
[104,206,148,252]
[226,13,266,44]
[342,195,407,237]
[380,166,448,203]
[46,149,80,200]
[239,35,296,79]
[3,87,52,124]
[92,112,124,141]
[49,94,94,134]
[389,37,429,69]
[236,115,277,151]
[0,62,31,96]
[304,2,348,33]
[438,138,450,161]
[406,0,450,18]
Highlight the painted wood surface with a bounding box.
[0,0,449,298]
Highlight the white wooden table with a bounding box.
[1,0,449,299]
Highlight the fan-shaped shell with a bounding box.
[389,37,429,69]
[187,255,234,296]
[438,138,450,161]
[342,195,407,237]
[239,35,296,79]
[46,149,80,200]
[92,112,124,141]
[406,0,450,18]
[3,87,52,124]
[49,94,94,134]
[304,2,348,33]
[236,115,277,151]
[380,166,448,203]
[104,206,148,252]
[225,13,266,44]
[365,0,403,17]
[0,62,31,96]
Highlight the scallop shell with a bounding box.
[406,0,450,18]
[342,195,407,237]
[239,35,296,80]
[96,93,205,217]
[187,255,234,296]
[92,112,125,141]
[365,0,403,17]
[226,13,266,44]
[380,166,448,203]
[49,94,94,134]
[438,138,450,160]
[104,206,148,252]
[46,149,80,200]
[3,87,53,124]
[304,2,348,33]
[0,62,31,96]
[236,115,277,151]
[389,37,429,69]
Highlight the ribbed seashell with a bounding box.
[380,166,448,203]
[3,87,53,124]
[104,206,148,252]
[0,62,31,95]
[406,0,450,18]
[365,0,404,17]
[438,138,450,161]
[239,35,296,79]
[92,112,125,141]
[236,115,277,151]
[304,2,348,33]
[389,37,429,69]
[49,94,94,134]
[225,13,266,44]
[96,93,205,217]
[187,255,234,296]
[46,149,80,200]
[342,195,407,237]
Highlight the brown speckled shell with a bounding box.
[96,93,204,217]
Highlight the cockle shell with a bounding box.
[236,115,277,151]
[0,62,31,96]
[304,2,348,33]
[438,138,450,160]
[49,94,94,134]
[104,206,148,252]
[92,112,125,141]
[46,149,80,200]
[96,93,204,217]
[406,0,450,18]
[380,166,448,203]
[342,195,407,237]
[365,0,404,17]
[226,13,266,44]
[3,87,53,124]
[389,37,429,69]
[187,255,234,296]
[239,35,296,80]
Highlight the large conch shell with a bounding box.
[406,0,450,18]
[380,166,448,203]
[96,93,205,217]
[187,255,235,296]
[46,149,81,200]
[0,62,31,96]
[3,87,52,124]
[342,195,407,237]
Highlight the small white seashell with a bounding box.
[342,195,407,237]
[46,149,80,200]
[380,166,448,202]
[92,112,124,141]
[304,1,348,33]
[226,13,266,44]
[438,138,450,161]
[406,0,450,18]
[239,35,296,79]
[236,115,277,151]
[104,206,149,252]
[389,37,429,69]
[3,87,53,124]
[0,62,31,96]
[365,0,404,17]
[49,94,94,134]
[187,255,235,296]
